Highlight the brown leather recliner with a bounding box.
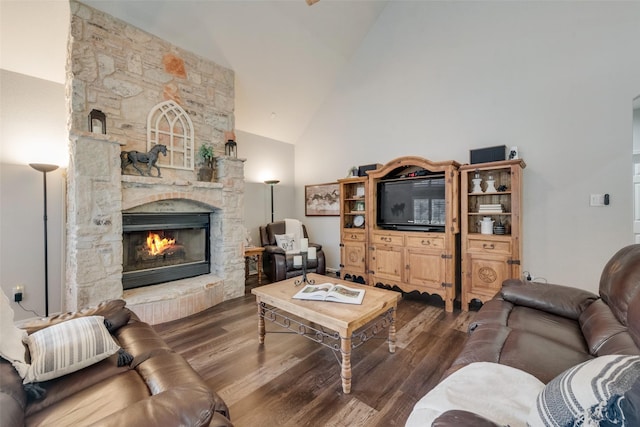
[259,221,326,282]
[430,244,640,426]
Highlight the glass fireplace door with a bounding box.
[122,213,210,289]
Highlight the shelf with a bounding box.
[468,191,512,196]
[469,212,511,216]
[347,211,366,215]
[467,233,512,238]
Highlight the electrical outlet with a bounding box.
[13,285,24,302]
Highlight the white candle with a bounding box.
[308,247,316,260]
[300,238,309,252]
[293,255,303,267]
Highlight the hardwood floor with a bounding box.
[154,274,475,427]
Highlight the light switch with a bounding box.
[590,194,605,207]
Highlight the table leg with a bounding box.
[257,253,263,285]
[257,302,265,344]
[388,307,397,353]
[340,335,352,394]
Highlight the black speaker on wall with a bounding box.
[470,145,506,164]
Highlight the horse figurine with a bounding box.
[120,144,167,177]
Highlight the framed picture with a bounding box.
[305,182,340,216]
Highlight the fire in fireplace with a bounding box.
[122,213,210,289]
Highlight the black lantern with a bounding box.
[224,131,237,158]
[225,139,237,158]
[88,109,107,134]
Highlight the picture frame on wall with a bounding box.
[305,182,340,216]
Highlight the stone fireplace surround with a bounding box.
[65,132,245,324]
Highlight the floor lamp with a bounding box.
[30,163,59,317]
[264,180,280,222]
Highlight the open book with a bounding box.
[293,282,365,305]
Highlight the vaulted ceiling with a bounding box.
[1,0,388,144]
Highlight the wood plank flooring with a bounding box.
[154,274,475,427]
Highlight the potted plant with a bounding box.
[197,143,215,182]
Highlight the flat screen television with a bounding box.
[377,175,446,232]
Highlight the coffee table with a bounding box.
[251,273,401,393]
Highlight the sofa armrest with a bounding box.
[21,299,133,334]
[500,279,598,320]
[309,242,323,252]
[432,410,502,427]
[263,245,285,256]
[468,299,514,332]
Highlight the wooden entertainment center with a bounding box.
[340,156,460,312]
[338,156,525,313]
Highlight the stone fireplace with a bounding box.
[65,2,243,324]
[65,133,245,324]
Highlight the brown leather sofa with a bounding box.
[433,244,640,426]
[259,221,326,282]
[0,299,232,427]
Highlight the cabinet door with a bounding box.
[466,253,510,298]
[405,248,445,290]
[369,245,403,282]
[342,240,366,272]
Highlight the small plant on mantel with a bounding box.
[197,143,215,181]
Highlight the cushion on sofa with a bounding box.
[497,329,592,384]
[446,323,592,384]
[274,233,296,252]
[505,305,588,353]
[528,355,640,427]
[23,316,121,384]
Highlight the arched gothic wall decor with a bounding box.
[147,100,195,171]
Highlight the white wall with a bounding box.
[0,70,67,320]
[295,1,640,292]
[239,130,296,246]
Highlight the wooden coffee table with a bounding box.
[251,273,401,393]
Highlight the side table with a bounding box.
[244,246,266,285]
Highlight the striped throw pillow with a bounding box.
[23,315,120,384]
[528,355,640,427]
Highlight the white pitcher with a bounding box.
[480,217,494,235]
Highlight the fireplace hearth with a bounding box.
[122,213,210,290]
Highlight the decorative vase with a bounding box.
[485,175,497,193]
[198,166,214,182]
[479,217,495,235]
[471,178,483,193]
